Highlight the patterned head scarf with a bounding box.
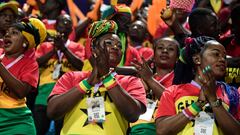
[0,2,18,15]
[88,20,118,39]
[85,20,118,59]
[14,18,47,49]
[170,0,195,12]
[101,4,132,20]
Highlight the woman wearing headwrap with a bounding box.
[155,37,240,135]
[101,2,142,66]
[47,20,146,135]
[0,18,46,134]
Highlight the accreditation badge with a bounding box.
[139,98,157,121]
[194,111,214,135]
[86,96,105,123]
[52,63,62,80]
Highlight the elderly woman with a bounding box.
[0,18,46,134]
[47,20,147,135]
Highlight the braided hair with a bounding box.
[173,36,215,84]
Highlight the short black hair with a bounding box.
[189,8,214,34]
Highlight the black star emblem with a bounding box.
[80,108,111,129]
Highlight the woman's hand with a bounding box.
[54,33,67,52]
[131,57,154,82]
[198,65,218,102]
[87,50,100,86]
[97,42,110,77]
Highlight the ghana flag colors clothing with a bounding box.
[35,40,85,106]
[0,49,39,134]
[156,81,240,135]
[49,71,146,135]
[129,71,174,135]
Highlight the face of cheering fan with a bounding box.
[198,40,227,79]
[3,27,26,55]
[154,37,179,69]
[95,33,122,67]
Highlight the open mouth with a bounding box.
[3,38,12,47]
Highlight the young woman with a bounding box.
[0,18,46,134]
[156,37,240,135]
[47,20,147,135]
[130,37,179,135]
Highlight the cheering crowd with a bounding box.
[0,0,239,135]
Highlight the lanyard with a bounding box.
[2,54,24,69]
[57,50,64,63]
[56,40,70,63]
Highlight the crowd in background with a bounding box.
[0,0,240,135]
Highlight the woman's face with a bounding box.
[98,33,122,67]
[154,38,179,69]
[3,27,25,55]
[129,20,147,43]
[0,9,16,31]
[200,41,227,79]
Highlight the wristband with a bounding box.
[77,79,93,93]
[182,109,194,120]
[183,102,201,119]
[103,72,117,90]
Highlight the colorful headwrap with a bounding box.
[0,2,18,15]
[101,4,132,20]
[88,20,118,39]
[14,18,47,49]
[85,20,118,59]
[170,0,195,12]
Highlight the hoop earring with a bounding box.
[23,43,27,48]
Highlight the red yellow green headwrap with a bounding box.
[101,4,132,20]
[14,18,47,49]
[85,20,118,59]
[88,20,118,39]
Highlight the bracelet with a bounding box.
[183,102,201,119]
[182,109,194,120]
[76,79,93,94]
[103,72,118,90]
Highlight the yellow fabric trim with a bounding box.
[0,91,26,108]
[22,31,35,49]
[111,0,118,6]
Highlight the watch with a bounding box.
[210,99,222,107]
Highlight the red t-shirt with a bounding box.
[0,49,39,108]
[35,40,85,60]
[1,49,39,88]
[137,47,154,61]
[49,71,146,134]
[125,46,142,66]
[49,71,146,105]
[154,71,174,88]
[156,83,240,120]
